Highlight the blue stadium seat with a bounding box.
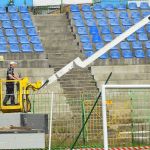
[92,35,101,43]
[138,33,148,41]
[0,7,6,13]
[70,5,80,12]
[16,28,26,36]
[82,43,93,51]
[146,25,150,33]
[27,28,37,36]
[135,50,145,58]
[95,42,104,50]
[110,50,120,59]
[147,49,150,57]
[77,27,87,35]
[107,11,117,19]
[133,18,141,24]
[128,3,138,10]
[112,26,122,34]
[0,29,4,37]
[89,26,99,35]
[10,13,20,20]
[0,14,9,21]
[13,20,23,28]
[86,19,96,27]
[97,19,108,26]
[103,34,112,42]
[0,37,6,44]
[101,26,110,34]
[119,11,129,19]
[127,34,136,42]
[8,6,17,13]
[140,2,149,10]
[122,19,132,26]
[84,51,94,57]
[72,12,81,20]
[114,34,121,38]
[24,20,34,28]
[21,44,32,52]
[80,35,90,43]
[33,43,44,52]
[120,41,130,50]
[19,36,29,44]
[74,20,84,27]
[5,29,15,36]
[82,4,91,12]
[93,4,103,11]
[30,36,41,44]
[132,41,143,49]
[145,41,150,49]
[122,50,133,58]
[123,26,131,31]
[131,11,141,19]
[142,11,150,17]
[2,21,12,28]
[99,53,108,59]
[105,4,114,11]
[0,44,7,53]
[136,27,145,33]
[95,11,105,19]
[21,13,31,21]
[7,36,18,44]
[83,12,93,19]
[111,46,118,50]
[10,44,20,53]
[19,6,28,13]
[109,19,119,26]
[117,4,126,10]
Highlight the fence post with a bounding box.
[49,92,54,150]
[102,85,108,150]
[81,99,86,145]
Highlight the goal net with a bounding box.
[102,85,150,150]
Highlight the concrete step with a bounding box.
[43,39,77,47]
[92,65,150,74]
[0,68,54,77]
[0,59,49,68]
[38,28,71,34]
[97,80,150,89]
[93,73,150,81]
[32,14,67,21]
[0,53,46,60]
[40,34,74,40]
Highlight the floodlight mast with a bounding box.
[40,15,150,89]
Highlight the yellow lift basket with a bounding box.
[0,77,42,113]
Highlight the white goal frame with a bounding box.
[101,84,150,150]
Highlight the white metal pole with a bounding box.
[49,91,54,150]
[102,85,108,150]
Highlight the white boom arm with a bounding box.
[41,15,150,88]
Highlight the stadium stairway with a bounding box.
[32,14,98,99]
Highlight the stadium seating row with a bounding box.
[84,49,149,59]
[0,6,28,13]
[0,43,43,53]
[70,2,150,12]
[70,2,150,59]
[0,28,37,36]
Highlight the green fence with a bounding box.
[26,88,150,150]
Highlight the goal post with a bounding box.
[102,84,150,150]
